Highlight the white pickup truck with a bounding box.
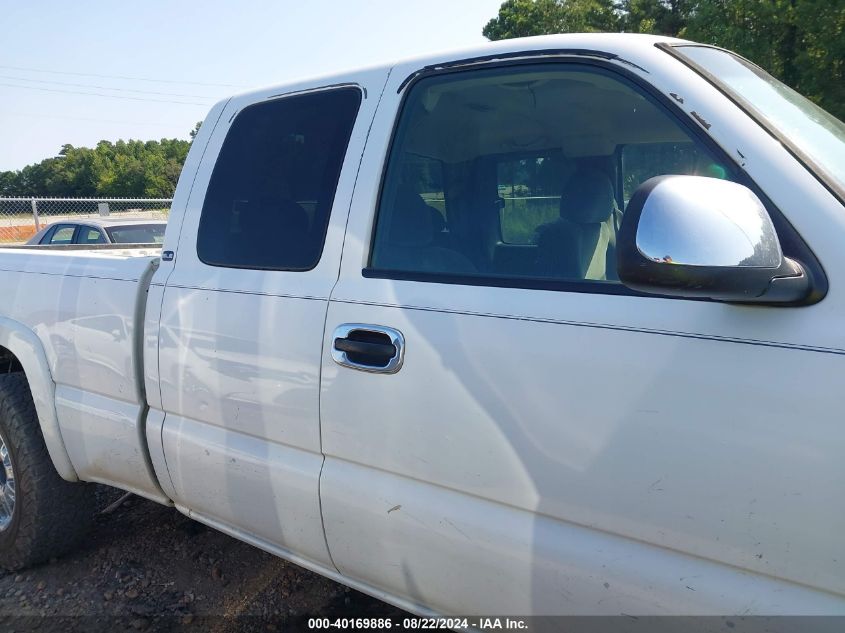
[0,34,844,619]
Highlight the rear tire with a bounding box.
[0,373,96,570]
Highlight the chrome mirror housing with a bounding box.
[618,176,812,304]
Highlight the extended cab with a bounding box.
[0,34,844,617]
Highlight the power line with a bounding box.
[4,111,175,127]
[0,82,211,106]
[0,64,246,89]
[0,74,213,100]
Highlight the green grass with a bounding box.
[500,197,559,244]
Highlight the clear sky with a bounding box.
[0,0,503,171]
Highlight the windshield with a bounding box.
[672,45,845,198]
[106,224,166,244]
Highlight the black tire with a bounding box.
[0,373,97,570]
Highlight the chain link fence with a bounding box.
[0,197,172,243]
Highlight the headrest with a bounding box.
[387,188,433,247]
[560,169,615,224]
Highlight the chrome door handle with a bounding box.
[331,324,404,374]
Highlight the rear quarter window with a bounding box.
[196,87,362,271]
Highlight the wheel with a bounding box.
[0,373,97,569]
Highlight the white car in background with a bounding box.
[26,218,166,245]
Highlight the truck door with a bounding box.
[319,57,845,615]
[153,70,387,569]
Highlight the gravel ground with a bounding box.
[0,486,409,632]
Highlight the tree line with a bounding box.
[0,123,201,198]
[483,0,845,121]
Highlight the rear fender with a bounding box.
[0,317,78,481]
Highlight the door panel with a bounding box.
[154,68,390,567]
[320,293,845,614]
[158,288,329,562]
[158,289,323,453]
[161,413,327,561]
[318,55,845,615]
[321,456,845,616]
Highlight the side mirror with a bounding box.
[617,176,812,304]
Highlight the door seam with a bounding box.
[317,66,395,576]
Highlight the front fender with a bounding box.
[0,316,78,481]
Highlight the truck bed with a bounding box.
[0,244,165,500]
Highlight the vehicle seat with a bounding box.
[535,169,617,281]
[376,188,476,274]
